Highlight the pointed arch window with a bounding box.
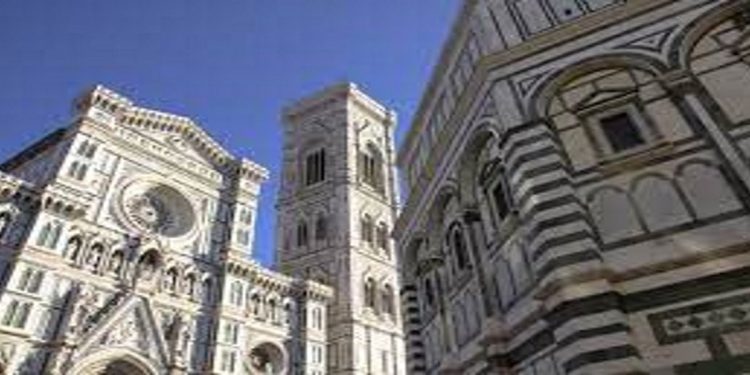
[230,281,243,306]
[360,144,384,191]
[364,278,377,310]
[2,300,31,328]
[305,148,327,186]
[202,277,214,304]
[315,214,327,241]
[36,221,63,250]
[423,278,436,308]
[448,224,471,271]
[376,222,389,254]
[67,161,88,181]
[185,273,197,298]
[18,267,44,294]
[479,159,514,227]
[382,284,395,316]
[297,220,309,248]
[77,140,98,159]
[361,215,374,246]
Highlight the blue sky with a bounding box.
[0,1,459,267]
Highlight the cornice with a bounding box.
[283,82,395,126]
[225,256,333,302]
[398,0,683,163]
[76,85,268,180]
[395,0,698,239]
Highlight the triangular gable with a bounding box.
[74,294,170,368]
[121,113,231,169]
[79,86,234,169]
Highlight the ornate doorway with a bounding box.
[69,352,158,375]
[95,359,152,375]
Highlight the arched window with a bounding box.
[18,267,43,294]
[361,215,374,246]
[36,221,63,250]
[185,273,197,299]
[360,145,384,190]
[382,284,395,316]
[364,278,377,310]
[230,281,243,306]
[312,307,323,329]
[423,278,436,308]
[305,148,327,186]
[77,140,98,158]
[490,174,511,223]
[67,162,88,181]
[2,300,31,328]
[448,224,470,271]
[297,221,309,248]
[202,278,214,304]
[376,223,389,253]
[251,294,262,316]
[315,214,327,241]
[268,299,278,322]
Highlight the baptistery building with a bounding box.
[395,0,750,374]
[0,86,332,375]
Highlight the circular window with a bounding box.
[120,181,196,238]
[249,343,285,375]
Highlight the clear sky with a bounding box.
[0,0,459,266]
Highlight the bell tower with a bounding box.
[276,83,405,375]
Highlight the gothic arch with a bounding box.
[69,348,160,375]
[528,53,669,120]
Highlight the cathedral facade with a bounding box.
[0,86,332,375]
[394,0,750,374]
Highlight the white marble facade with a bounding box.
[0,86,332,375]
[275,84,406,375]
[396,0,750,374]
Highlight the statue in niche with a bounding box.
[109,251,124,274]
[70,285,98,335]
[65,237,82,261]
[87,246,104,271]
[177,319,192,362]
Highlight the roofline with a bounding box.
[0,128,68,173]
[282,82,396,125]
[397,0,476,165]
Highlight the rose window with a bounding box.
[119,181,196,238]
